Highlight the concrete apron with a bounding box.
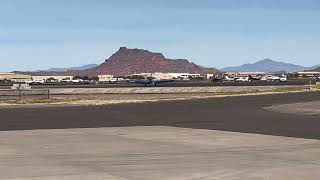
[0,126,320,180]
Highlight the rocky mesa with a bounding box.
[79,47,219,76]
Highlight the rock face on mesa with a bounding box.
[82,47,219,76]
[310,66,320,72]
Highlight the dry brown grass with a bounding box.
[0,86,315,108]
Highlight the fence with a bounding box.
[0,89,50,100]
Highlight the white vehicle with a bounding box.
[61,79,71,83]
[24,80,34,84]
[35,80,45,84]
[224,76,235,81]
[45,79,59,83]
[279,75,287,82]
[70,79,83,84]
[259,76,268,81]
[108,78,119,83]
[235,77,250,82]
[25,80,45,84]
[267,75,280,81]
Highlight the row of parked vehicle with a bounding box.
[24,79,94,85]
[211,74,288,82]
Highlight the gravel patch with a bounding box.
[265,101,320,116]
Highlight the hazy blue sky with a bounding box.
[1,0,320,71]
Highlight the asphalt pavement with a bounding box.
[0,79,314,89]
[1,91,320,139]
[1,91,320,179]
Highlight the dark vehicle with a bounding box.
[211,76,223,82]
[131,74,174,87]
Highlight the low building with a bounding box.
[224,72,270,78]
[98,74,114,82]
[32,76,73,82]
[296,72,320,78]
[132,72,202,80]
[132,73,151,78]
[0,73,32,82]
[151,73,173,80]
[169,73,202,79]
[133,73,173,80]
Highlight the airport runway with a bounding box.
[1,91,320,139]
[0,79,314,89]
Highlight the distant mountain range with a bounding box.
[39,64,98,72]
[14,51,320,76]
[221,59,318,72]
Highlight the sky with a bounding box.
[1,0,320,71]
